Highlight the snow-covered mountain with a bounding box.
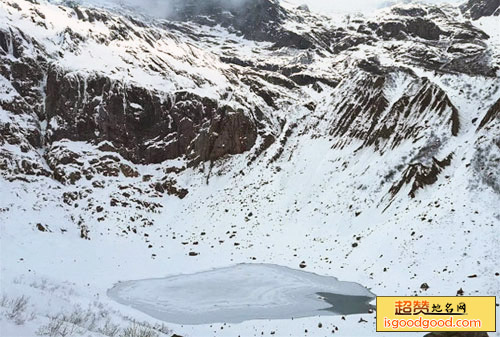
[0,0,499,336]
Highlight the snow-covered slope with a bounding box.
[0,0,499,336]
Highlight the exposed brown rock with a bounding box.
[188,107,257,165]
[119,163,139,178]
[44,69,257,165]
[152,178,189,199]
[389,153,453,199]
[36,223,47,232]
[477,97,500,130]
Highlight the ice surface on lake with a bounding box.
[108,263,375,324]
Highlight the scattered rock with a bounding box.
[36,223,47,232]
[80,224,90,240]
[120,163,139,178]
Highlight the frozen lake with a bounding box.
[107,264,375,324]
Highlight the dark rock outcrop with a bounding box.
[375,18,443,41]
[473,98,500,194]
[366,77,460,151]
[478,97,500,130]
[460,0,500,19]
[168,0,313,49]
[315,65,459,153]
[188,107,257,165]
[44,69,257,165]
[363,6,496,77]
[389,154,453,199]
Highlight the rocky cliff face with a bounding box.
[461,0,500,19]
[0,0,498,193]
[44,69,257,165]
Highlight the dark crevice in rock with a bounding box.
[477,97,500,130]
[388,153,454,201]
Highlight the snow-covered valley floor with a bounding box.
[1,136,499,337]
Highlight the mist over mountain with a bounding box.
[55,0,464,16]
[54,0,257,17]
